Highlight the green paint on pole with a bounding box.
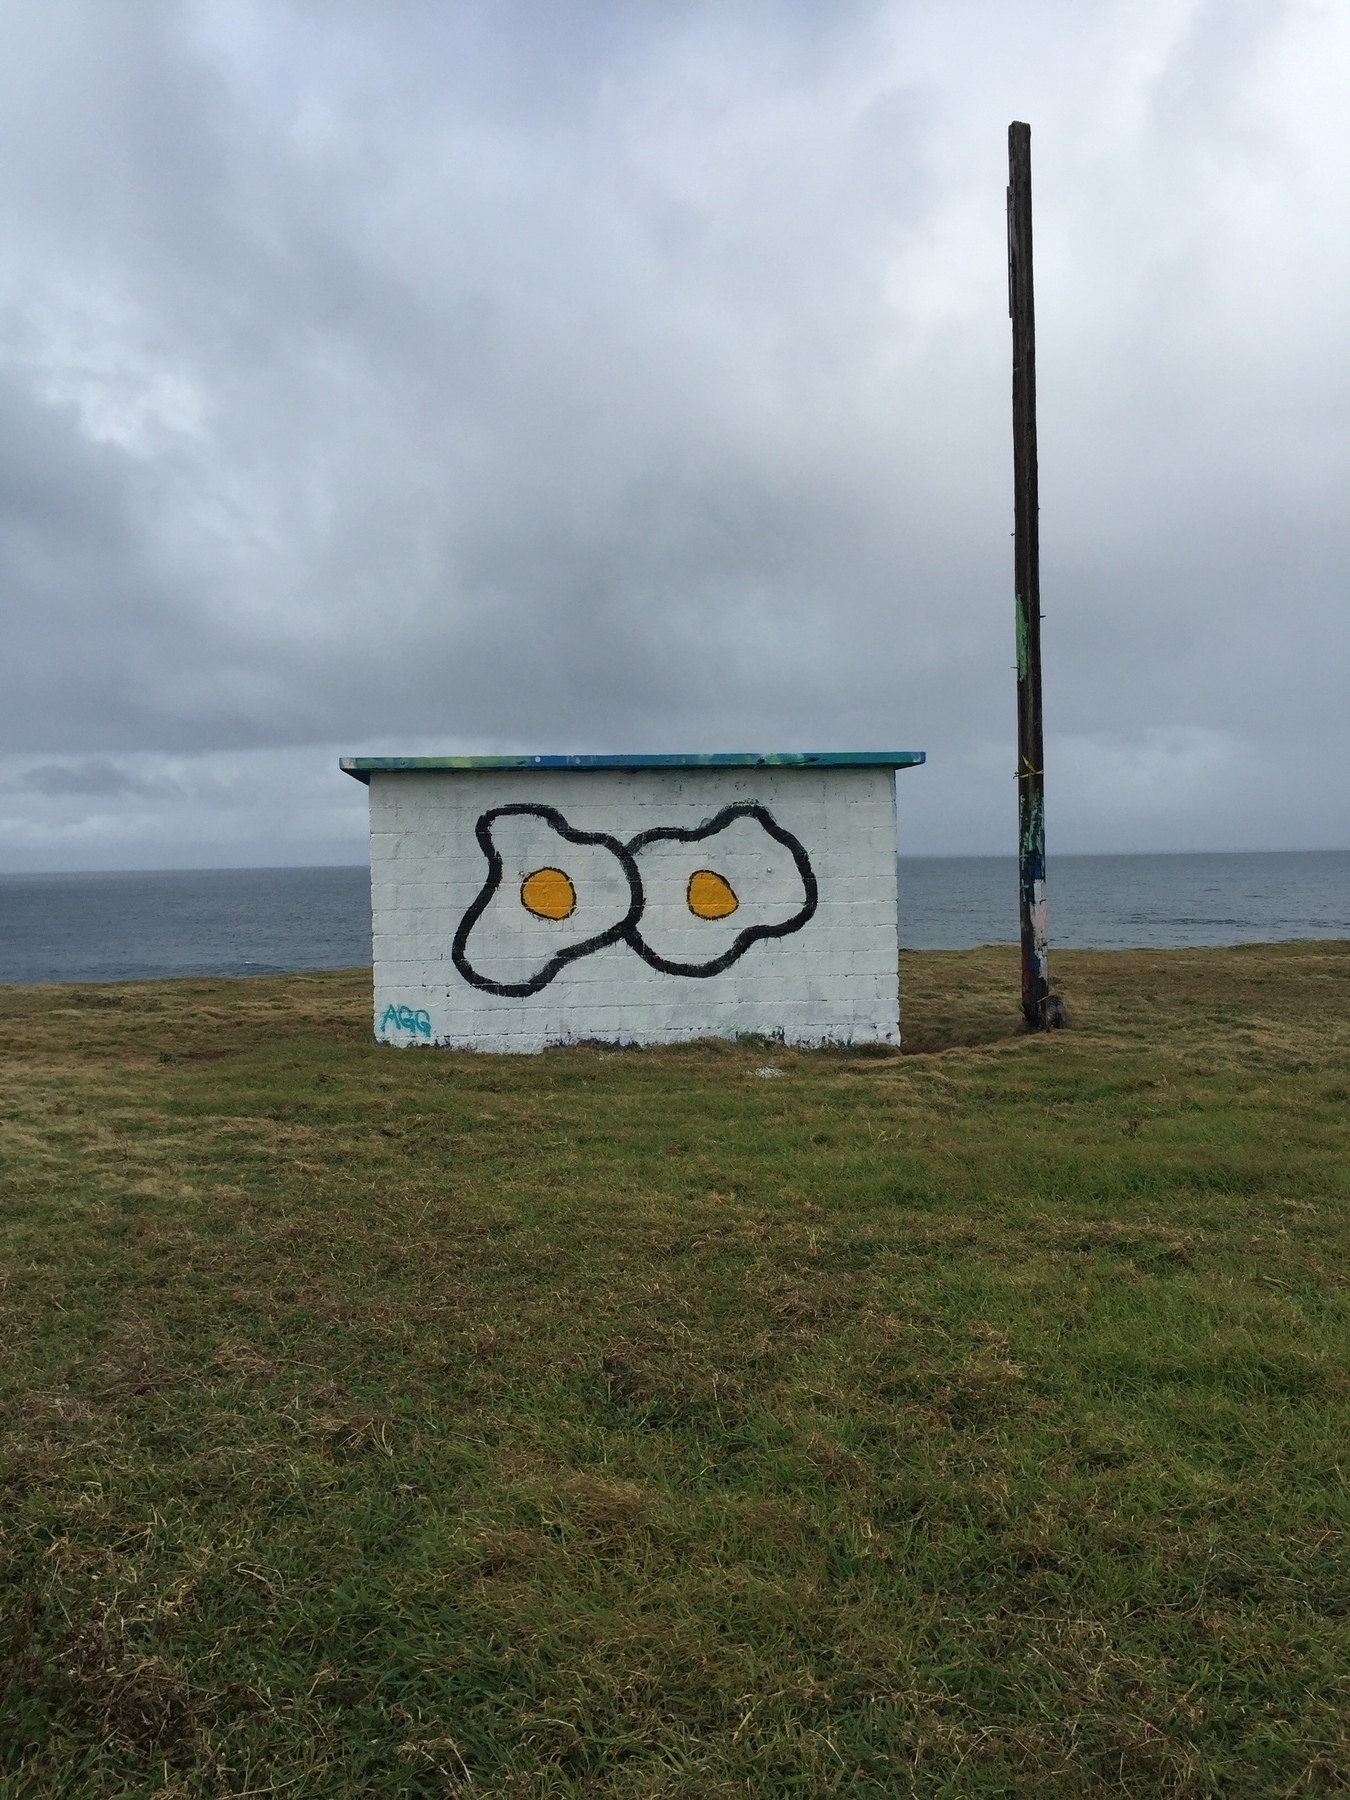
[1021,790,1044,861]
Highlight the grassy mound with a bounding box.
[2,943,1349,1797]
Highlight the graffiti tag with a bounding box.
[380,1004,432,1039]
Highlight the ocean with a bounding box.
[0,852,1346,986]
[898,851,1350,953]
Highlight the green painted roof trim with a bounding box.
[340,751,926,784]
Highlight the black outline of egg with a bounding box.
[625,803,816,977]
[452,805,643,997]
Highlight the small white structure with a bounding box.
[340,752,925,1053]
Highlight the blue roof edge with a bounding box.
[340,751,926,784]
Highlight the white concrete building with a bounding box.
[340,752,925,1053]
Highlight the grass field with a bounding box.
[2,942,1349,1798]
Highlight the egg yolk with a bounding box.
[521,867,576,920]
[687,869,739,919]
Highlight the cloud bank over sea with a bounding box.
[1,0,1346,868]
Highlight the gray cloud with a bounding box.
[0,0,1346,866]
[14,760,155,798]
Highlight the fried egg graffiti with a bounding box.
[452,801,816,994]
[451,805,642,996]
[627,804,815,977]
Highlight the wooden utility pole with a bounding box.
[1008,121,1065,1030]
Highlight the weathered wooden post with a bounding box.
[1008,120,1066,1031]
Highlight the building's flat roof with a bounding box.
[340,751,926,784]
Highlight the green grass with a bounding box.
[2,941,1349,1798]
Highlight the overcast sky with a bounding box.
[0,0,1346,870]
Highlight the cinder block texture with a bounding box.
[368,766,901,1051]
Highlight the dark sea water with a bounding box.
[899,851,1350,952]
[0,853,1345,985]
[0,866,372,986]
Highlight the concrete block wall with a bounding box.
[368,765,900,1052]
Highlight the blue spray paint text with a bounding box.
[380,1004,432,1039]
